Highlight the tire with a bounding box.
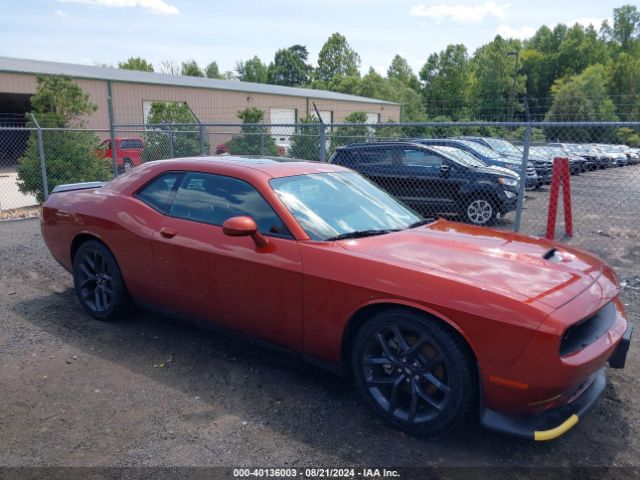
[351,309,477,438]
[73,240,130,321]
[117,158,133,175]
[464,197,497,226]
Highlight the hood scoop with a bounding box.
[543,247,565,264]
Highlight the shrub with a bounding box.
[17,130,111,202]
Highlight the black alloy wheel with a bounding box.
[73,240,129,320]
[352,310,476,437]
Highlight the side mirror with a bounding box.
[222,216,269,248]
[440,164,450,177]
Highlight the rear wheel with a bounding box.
[351,310,476,437]
[73,240,129,321]
[117,158,134,175]
[464,197,496,226]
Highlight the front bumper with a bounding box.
[480,368,606,441]
[609,322,633,368]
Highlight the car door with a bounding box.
[149,171,304,351]
[398,148,457,213]
[355,147,407,199]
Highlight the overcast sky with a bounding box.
[0,0,622,76]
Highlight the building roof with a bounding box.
[0,56,398,106]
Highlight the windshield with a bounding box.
[483,138,520,155]
[270,172,423,241]
[532,146,563,157]
[428,146,486,167]
[456,140,500,158]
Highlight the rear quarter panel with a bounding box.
[41,187,159,303]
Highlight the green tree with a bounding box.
[204,61,223,79]
[118,57,154,72]
[181,60,204,77]
[315,33,361,87]
[545,65,618,140]
[330,111,368,152]
[387,55,420,90]
[469,36,524,120]
[226,107,278,155]
[288,115,321,160]
[608,4,640,52]
[268,45,312,86]
[236,56,269,83]
[606,52,640,120]
[357,68,394,100]
[29,74,97,127]
[420,44,473,119]
[143,102,205,160]
[17,75,108,202]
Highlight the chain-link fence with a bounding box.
[2,120,639,271]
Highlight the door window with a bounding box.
[169,172,290,237]
[401,149,442,169]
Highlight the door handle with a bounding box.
[159,227,177,239]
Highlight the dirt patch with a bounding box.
[0,218,638,472]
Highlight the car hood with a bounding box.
[339,220,605,309]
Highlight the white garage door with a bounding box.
[365,113,380,124]
[270,108,296,144]
[314,110,332,125]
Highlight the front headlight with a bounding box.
[498,177,518,187]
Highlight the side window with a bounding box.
[359,148,394,166]
[136,172,182,213]
[120,139,144,149]
[170,172,290,237]
[401,149,442,168]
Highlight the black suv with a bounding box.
[329,142,520,226]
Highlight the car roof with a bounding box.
[141,156,348,178]
[106,156,352,195]
[336,141,427,150]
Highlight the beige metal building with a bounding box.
[0,57,400,134]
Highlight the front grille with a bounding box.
[560,302,616,356]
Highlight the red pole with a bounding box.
[546,157,572,240]
[562,160,573,237]
[546,160,561,240]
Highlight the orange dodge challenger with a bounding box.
[41,156,632,440]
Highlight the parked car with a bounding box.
[330,142,520,225]
[528,146,587,175]
[96,137,144,173]
[459,136,552,185]
[547,143,605,169]
[590,144,630,167]
[416,139,539,189]
[41,156,631,440]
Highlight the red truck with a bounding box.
[97,137,144,174]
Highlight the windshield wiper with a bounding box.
[326,229,395,241]
[407,219,434,229]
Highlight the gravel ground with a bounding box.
[0,166,639,474]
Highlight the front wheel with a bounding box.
[73,240,129,321]
[351,310,477,438]
[464,197,496,226]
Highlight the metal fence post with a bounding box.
[30,114,49,201]
[107,81,118,177]
[513,121,531,232]
[319,124,326,162]
[259,131,265,156]
[199,124,206,156]
[168,126,175,158]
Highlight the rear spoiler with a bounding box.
[51,182,107,194]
